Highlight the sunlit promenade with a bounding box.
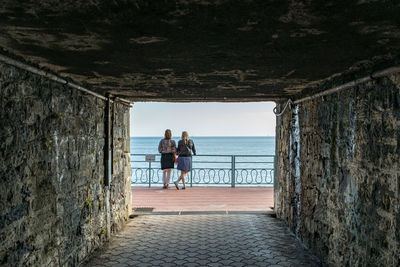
[131,186,274,213]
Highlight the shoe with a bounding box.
[174,181,179,190]
[166,184,169,189]
[181,187,186,190]
[162,185,166,189]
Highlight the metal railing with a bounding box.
[130,154,274,187]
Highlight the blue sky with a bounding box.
[130,102,276,137]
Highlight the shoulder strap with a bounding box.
[178,141,187,156]
[167,140,175,153]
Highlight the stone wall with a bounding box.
[275,74,400,266]
[110,102,132,233]
[0,62,131,266]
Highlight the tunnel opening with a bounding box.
[129,101,277,214]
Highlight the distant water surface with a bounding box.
[130,136,275,155]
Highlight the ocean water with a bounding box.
[130,136,275,155]
[130,137,275,184]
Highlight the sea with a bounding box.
[130,136,275,155]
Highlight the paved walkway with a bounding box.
[86,214,321,267]
[132,187,274,212]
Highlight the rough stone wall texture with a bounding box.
[275,73,400,266]
[110,102,131,233]
[0,62,131,266]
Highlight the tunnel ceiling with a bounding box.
[0,0,399,101]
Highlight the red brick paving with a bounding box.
[131,186,274,212]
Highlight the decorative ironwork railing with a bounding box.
[130,154,274,187]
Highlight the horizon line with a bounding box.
[131,135,276,137]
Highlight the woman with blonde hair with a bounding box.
[158,129,176,189]
[174,131,196,190]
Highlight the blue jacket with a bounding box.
[177,139,196,157]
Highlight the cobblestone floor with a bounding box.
[86,214,321,267]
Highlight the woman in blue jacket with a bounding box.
[174,131,196,190]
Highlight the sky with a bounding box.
[129,102,276,137]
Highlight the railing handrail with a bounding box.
[130,153,275,157]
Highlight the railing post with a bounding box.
[190,157,193,187]
[231,155,235,188]
[148,161,151,188]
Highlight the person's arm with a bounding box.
[191,140,196,155]
[158,140,163,153]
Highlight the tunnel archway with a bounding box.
[129,101,276,214]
